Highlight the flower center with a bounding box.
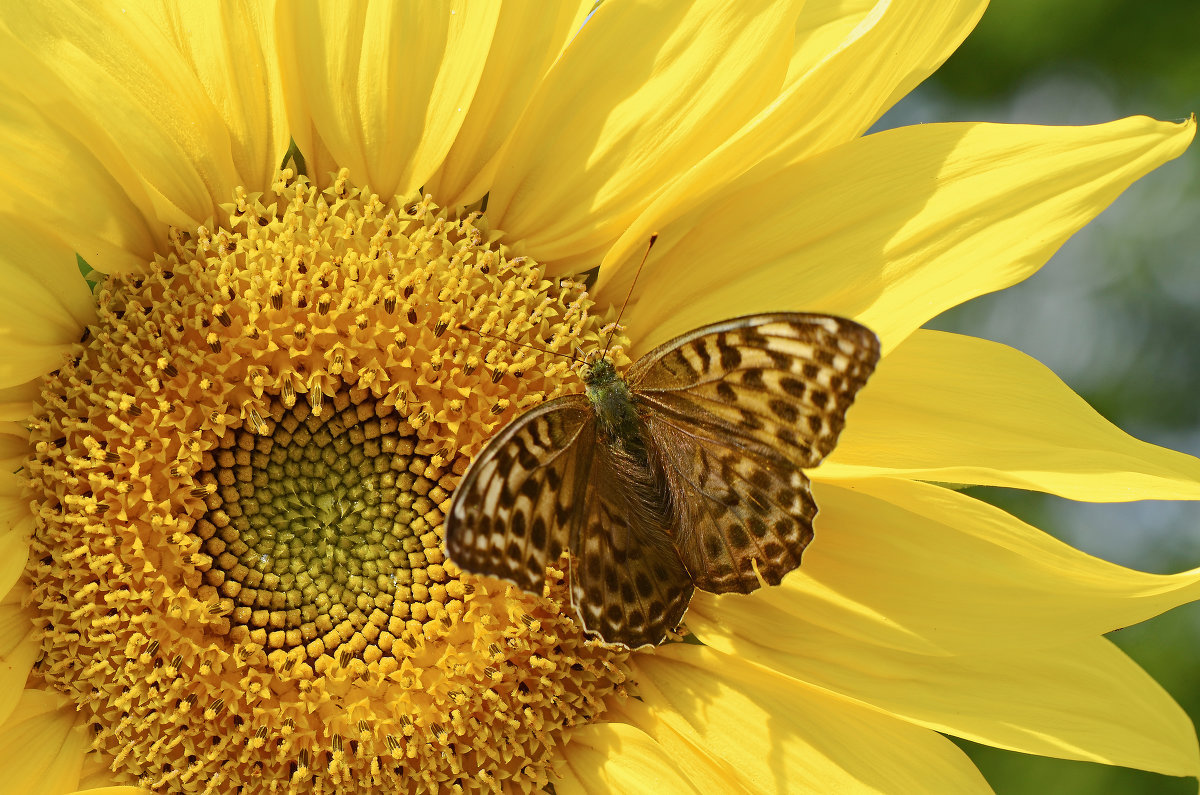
[195,389,452,667]
[23,170,630,793]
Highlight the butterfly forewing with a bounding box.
[630,314,880,464]
[632,313,880,593]
[445,396,594,596]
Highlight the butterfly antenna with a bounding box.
[602,234,658,358]
[457,325,581,363]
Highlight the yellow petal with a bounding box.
[0,85,160,274]
[0,588,36,730]
[788,0,879,84]
[0,221,93,388]
[596,0,986,302]
[277,1,500,200]
[787,0,986,128]
[0,431,25,478]
[0,689,87,795]
[0,585,37,728]
[487,0,803,263]
[423,2,592,206]
[621,116,1195,355]
[614,645,991,793]
[821,330,1200,500]
[0,381,41,423]
[691,479,1200,657]
[0,485,30,599]
[147,2,290,196]
[0,4,249,232]
[73,752,145,793]
[689,482,1200,774]
[691,600,1199,778]
[556,722,703,795]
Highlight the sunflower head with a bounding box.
[22,171,632,791]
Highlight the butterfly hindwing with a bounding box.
[444,396,595,595]
[568,442,693,648]
[631,313,880,593]
[643,414,817,593]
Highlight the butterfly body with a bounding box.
[446,313,880,649]
[583,357,642,455]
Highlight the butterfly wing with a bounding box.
[568,440,693,649]
[629,313,880,594]
[446,392,691,648]
[444,396,595,596]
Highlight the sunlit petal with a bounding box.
[622,116,1194,354]
[277,0,500,199]
[616,645,992,793]
[488,0,803,263]
[822,330,1200,500]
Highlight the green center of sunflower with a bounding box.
[22,169,631,793]
[195,390,454,666]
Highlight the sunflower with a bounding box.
[1,1,1198,793]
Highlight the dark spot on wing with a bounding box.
[769,399,799,423]
[620,581,635,603]
[774,517,796,540]
[748,516,768,538]
[529,517,547,549]
[604,566,619,591]
[519,478,541,500]
[779,377,806,398]
[728,525,750,551]
[516,446,539,471]
[718,340,742,370]
[767,349,790,370]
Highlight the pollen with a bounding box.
[23,170,629,793]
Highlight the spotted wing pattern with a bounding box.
[444,396,594,596]
[567,442,693,649]
[632,313,880,593]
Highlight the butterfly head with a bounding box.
[580,355,620,390]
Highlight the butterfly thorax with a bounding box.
[583,358,645,457]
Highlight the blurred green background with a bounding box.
[883,0,1200,790]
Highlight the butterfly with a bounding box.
[444,312,880,649]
